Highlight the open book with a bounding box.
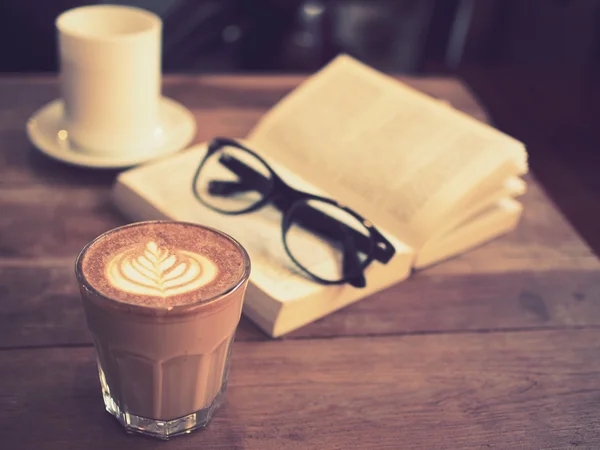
[113,55,528,337]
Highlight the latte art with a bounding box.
[106,241,217,297]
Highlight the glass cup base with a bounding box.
[99,367,226,440]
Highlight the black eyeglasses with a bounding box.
[192,137,395,288]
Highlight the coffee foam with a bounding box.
[79,222,248,307]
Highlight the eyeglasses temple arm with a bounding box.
[341,227,367,288]
[218,156,273,194]
[208,180,267,196]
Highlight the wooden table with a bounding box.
[1,75,599,449]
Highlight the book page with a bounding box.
[249,55,527,247]
[415,198,523,269]
[456,175,526,216]
[428,160,524,238]
[429,176,526,241]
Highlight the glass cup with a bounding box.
[75,221,251,439]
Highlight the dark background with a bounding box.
[1,0,599,253]
[2,0,599,74]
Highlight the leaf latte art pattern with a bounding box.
[106,241,217,297]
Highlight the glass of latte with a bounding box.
[75,221,251,439]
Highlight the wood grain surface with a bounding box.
[2,330,599,449]
[0,75,599,448]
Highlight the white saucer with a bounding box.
[26,97,196,169]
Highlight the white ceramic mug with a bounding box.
[56,5,162,155]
